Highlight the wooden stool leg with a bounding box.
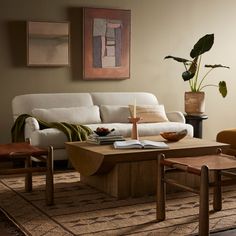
[156,154,165,221]
[199,165,209,236]
[25,138,32,192]
[46,146,54,205]
[213,170,222,211]
[25,156,32,192]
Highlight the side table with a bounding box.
[0,142,54,205]
[184,114,208,138]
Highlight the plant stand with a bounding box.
[184,114,208,138]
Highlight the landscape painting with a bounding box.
[27,21,70,66]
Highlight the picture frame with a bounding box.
[27,21,70,66]
[83,7,131,80]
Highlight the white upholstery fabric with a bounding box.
[137,122,193,137]
[100,105,130,123]
[25,117,40,131]
[31,106,101,124]
[166,111,186,123]
[91,92,158,106]
[30,128,68,149]
[87,122,193,138]
[12,93,93,121]
[24,117,40,140]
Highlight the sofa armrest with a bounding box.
[166,111,186,123]
[24,117,40,139]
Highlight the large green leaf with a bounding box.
[164,55,190,63]
[181,57,198,81]
[182,71,195,81]
[219,81,227,97]
[190,34,214,58]
[205,64,230,69]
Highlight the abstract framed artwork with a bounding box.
[27,21,70,66]
[83,7,131,80]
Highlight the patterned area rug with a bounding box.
[0,171,236,236]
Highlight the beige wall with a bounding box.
[0,0,235,143]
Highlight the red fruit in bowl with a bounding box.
[96,127,109,132]
[94,127,115,136]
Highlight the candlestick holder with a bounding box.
[128,117,141,140]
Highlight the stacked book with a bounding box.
[87,134,125,145]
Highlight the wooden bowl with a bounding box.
[160,129,187,142]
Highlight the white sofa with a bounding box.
[12,92,193,161]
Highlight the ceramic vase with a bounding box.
[184,91,205,115]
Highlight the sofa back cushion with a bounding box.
[91,92,158,106]
[100,105,130,123]
[12,93,93,120]
[32,106,101,124]
[129,104,169,123]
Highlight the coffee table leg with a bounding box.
[25,155,32,192]
[46,146,54,205]
[213,170,222,211]
[156,153,165,221]
[199,165,209,236]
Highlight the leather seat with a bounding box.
[216,129,236,156]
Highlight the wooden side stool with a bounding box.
[0,142,54,205]
[156,150,236,236]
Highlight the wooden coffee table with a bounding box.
[65,137,229,198]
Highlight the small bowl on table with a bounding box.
[94,127,115,136]
[160,129,187,142]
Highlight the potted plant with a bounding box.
[165,34,229,115]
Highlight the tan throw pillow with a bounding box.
[129,105,169,123]
[100,105,130,123]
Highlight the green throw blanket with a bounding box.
[11,114,93,142]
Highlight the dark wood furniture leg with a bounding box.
[199,165,209,236]
[156,154,165,221]
[213,170,222,211]
[46,146,54,205]
[25,155,32,192]
[25,138,32,192]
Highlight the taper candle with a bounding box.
[133,98,136,118]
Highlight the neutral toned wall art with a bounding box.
[83,7,131,80]
[27,21,70,66]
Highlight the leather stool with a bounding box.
[0,142,54,205]
[156,151,236,236]
[217,129,236,156]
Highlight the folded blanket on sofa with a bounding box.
[11,114,93,143]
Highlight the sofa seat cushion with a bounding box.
[32,106,101,124]
[29,122,193,148]
[87,122,193,138]
[137,122,193,137]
